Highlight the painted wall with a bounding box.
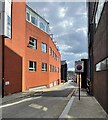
[4,2,26,95]
[25,22,61,89]
[4,2,61,95]
[93,3,108,114]
[49,37,61,86]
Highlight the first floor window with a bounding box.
[50,64,52,72]
[42,63,47,72]
[49,47,52,55]
[42,43,47,53]
[29,37,37,49]
[29,61,36,71]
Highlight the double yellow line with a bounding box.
[67,88,76,98]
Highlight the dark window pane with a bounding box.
[40,22,45,31]
[31,16,35,24]
[26,12,30,21]
[29,61,33,68]
[101,59,106,70]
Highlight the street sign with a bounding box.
[75,61,84,73]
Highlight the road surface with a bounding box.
[2,81,77,118]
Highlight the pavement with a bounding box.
[59,89,108,119]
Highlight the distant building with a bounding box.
[61,60,67,82]
[67,71,75,80]
[88,2,108,114]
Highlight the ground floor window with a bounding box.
[29,61,36,71]
[42,63,47,72]
[96,57,108,71]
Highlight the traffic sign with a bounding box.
[75,61,84,73]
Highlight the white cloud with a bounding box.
[28,2,88,71]
[58,7,68,18]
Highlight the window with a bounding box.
[50,47,52,55]
[40,22,45,31]
[50,64,52,72]
[40,18,45,31]
[26,6,49,34]
[35,19,38,26]
[96,63,101,71]
[101,59,106,70]
[7,15,11,38]
[107,58,108,69]
[46,23,49,33]
[42,43,47,53]
[29,61,36,71]
[31,16,36,25]
[96,58,107,71]
[95,1,105,28]
[42,63,47,72]
[26,12,30,21]
[29,37,37,49]
[58,67,59,73]
[52,66,54,72]
[53,51,54,57]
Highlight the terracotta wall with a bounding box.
[49,36,61,86]
[25,22,61,89]
[4,2,61,95]
[4,2,26,95]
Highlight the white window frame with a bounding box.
[95,0,105,28]
[29,37,37,49]
[42,42,47,53]
[42,63,47,72]
[29,61,36,72]
[26,12,30,21]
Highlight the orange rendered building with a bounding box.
[4,2,61,95]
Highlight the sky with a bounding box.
[28,2,88,71]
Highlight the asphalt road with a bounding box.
[2,81,77,118]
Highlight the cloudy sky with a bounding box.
[28,2,88,71]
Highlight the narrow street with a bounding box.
[2,81,77,118]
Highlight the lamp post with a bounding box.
[1,35,4,98]
[0,35,4,98]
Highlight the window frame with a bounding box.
[42,63,47,72]
[31,16,36,25]
[107,58,108,69]
[42,42,47,53]
[29,61,36,72]
[7,15,11,38]
[95,1,105,28]
[26,12,30,21]
[96,58,107,72]
[29,37,37,49]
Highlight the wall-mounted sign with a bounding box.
[75,61,84,73]
[0,0,12,38]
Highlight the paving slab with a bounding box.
[67,89,108,119]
